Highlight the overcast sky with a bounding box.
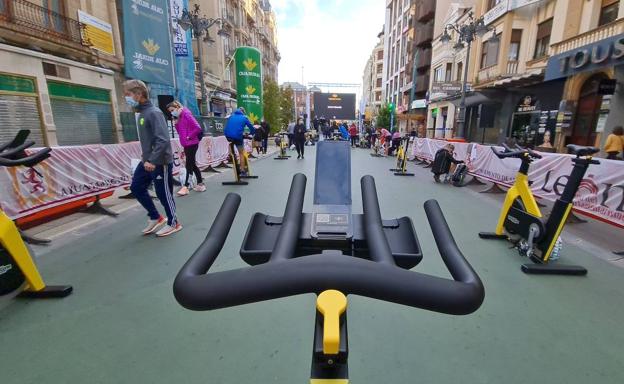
[271,0,385,92]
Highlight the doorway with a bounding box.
[569,74,607,146]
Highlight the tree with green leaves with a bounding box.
[279,85,294,131]
[262,79,280,134]
[376,102,396,131]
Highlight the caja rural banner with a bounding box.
[235,46,263,124]
[411,138,624,227]
[0,137,242,220]
[123,0,174,86]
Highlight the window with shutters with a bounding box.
[508,29,522,61]
[481,34,500,68]
[534,19,552,59]
[456,62,463,81]
[445,63,452,82]
[599,0,619,26]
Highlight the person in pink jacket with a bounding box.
[167,101,206,195]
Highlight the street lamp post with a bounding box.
[177,4,230,116]
[440,12,497,139]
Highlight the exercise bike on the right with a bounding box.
[479,143,600,276]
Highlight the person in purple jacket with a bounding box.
[167,101,206,196]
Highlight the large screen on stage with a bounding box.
[313,93,356,120]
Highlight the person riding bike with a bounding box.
[224,107,255,176]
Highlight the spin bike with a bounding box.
[369,133,384,157]
[479,144,600,275]
[0,130,73,299]
[222,135,258,186]
[274,131,291,160]
[174,141,484,383]
[390,136,414,176]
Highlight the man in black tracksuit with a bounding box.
[124,79,182,237]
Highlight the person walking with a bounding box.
[224,107,255,176]
[349,123,358,147]
[603,126,623,160]
[260,119,270,154]
[167,101,206,196]
[253,122,265,156]
[293,117,306,159]
[124,80,182,237]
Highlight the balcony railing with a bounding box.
[415,0,435,22]
[416,48,432,70]
[552,18,624,55]
[0,0,84,45]
[414,22,433,47]
[504,60,519,76]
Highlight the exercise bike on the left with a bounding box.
[0,130,73,300]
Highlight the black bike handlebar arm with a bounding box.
[0,140,35,159]
[514,144,542,159]
[491,146,524,159]
[0,148,51,167]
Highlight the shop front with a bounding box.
[545,33,624,152]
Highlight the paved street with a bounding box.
[1,146,623,384]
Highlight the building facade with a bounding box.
[362,31,384,124]
[462,0,623,153]
[193,0,280,117]
[427,2,477,139]
[0,0,124,146]
[382,0,440,133]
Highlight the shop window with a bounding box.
[445,63,452,82]
[481,35,500,69]
[534,19,552,59]
[599,0,619,26]
[456,62,463,81]
[508,29,522,61]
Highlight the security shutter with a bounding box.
[47,81,115,145]
[50,99,115,145]
[0,94,44,146]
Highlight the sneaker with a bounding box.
[142,216,166,235]
[240,171,249,177]
[177,186,189,196]
[193,184,206,192]
[156,223,183,237]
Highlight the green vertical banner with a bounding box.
[235,46,263,124]
[122,0,174,86]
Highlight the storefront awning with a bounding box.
[446,90,505,107]
[488,69,544,89]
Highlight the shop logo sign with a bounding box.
[142,39,160,56]
[243,58,257,72]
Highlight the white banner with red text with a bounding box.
[410,138,624,228]
[0,136,247,219]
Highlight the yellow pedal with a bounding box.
[316,290,347,355]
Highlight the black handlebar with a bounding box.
[173,174,484,315]
[0,130,52,168]
[492,143,542,160]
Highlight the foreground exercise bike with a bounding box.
[174,141,484,383]
[390,137,414,176]
[479,144,600,275]
[0,130,73,299]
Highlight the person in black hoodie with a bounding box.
[293,117,306,159]
[431,144,463,183]
[260,119,270,154]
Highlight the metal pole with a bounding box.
[456,39,471,139]
[196,32,208,116]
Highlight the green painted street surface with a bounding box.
[1,146,623,384]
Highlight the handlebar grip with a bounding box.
[515,144,542,159]
[0,148,51,167]
[0,140,35,159]
[424,200,482,288]
[173,193,241,308]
